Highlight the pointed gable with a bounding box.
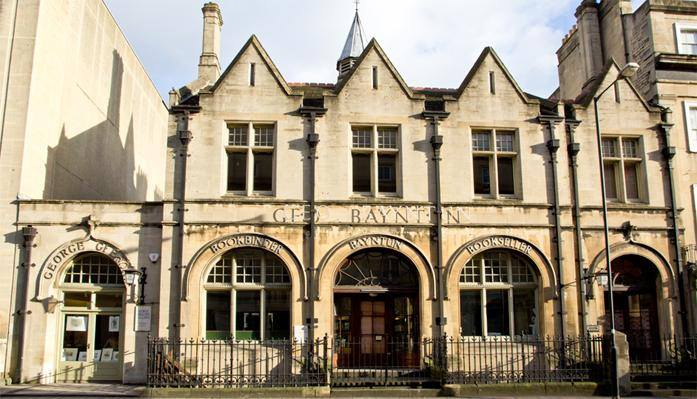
[210,35,296,96]
[574,59,653,112]
[334,39,417,99]
[456,47,534,104]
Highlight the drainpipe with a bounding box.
[539,115,566,339]
[15,225,37,382]
[423,109,449,337]
[657,108,689,338]
[565,116,589,335]
[299,104,326,345]
[171,105,198,339]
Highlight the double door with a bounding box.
[58,311,122,382]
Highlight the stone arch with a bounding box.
[316,234,436,301]
[183,233,306,301]
[444,235,557,300]
[588,241,676,298]
[35,237,133,300]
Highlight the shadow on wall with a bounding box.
[43,50,159,201]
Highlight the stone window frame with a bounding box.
[600,135,647,203]
[459,250,538,337]
[349,124,402,197]
[682,101,697,152]
[470,128,520,199]
[203,248,291,341]
[225,121,276,196]
[675,22,697,55]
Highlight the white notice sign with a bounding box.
[135,305,151,332]
[293,325,307,343]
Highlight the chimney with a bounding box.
[198,2,223,84]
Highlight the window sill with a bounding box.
[223,191,275,198]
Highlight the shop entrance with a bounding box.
[333,249,420,369]
[57,253,125,382]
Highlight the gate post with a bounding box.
[614,331,631,395]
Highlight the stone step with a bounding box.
[631,388,697,398]
[632,381,697,390]
[330,387,442,397]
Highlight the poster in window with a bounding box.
[108,315,120,332]
[66,315,87,332]
[112,351,120,362]
[62,348,78,361]
[93,350,102,362]
[77,351,87,362]
[101,348,113,362]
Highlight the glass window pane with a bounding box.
[265,258,290,284]
[265,290,290,340]
[460,259,481,283]
[460,291,482,336]
[253,152,273,192]
[472,131,491,151]
[622,138,639,158]
[62,315,88,361]
[228,125,248,146]
[624,163,639,200]
[352,127,372,148]
[484,252,508,283]
[513,289,536,336]
[377,128,397,149]
[486,290,510,336]
[604,162,618,199]
[207,257,232,284]
[227,152,247,191]
[497,157,514,195]
[236,256,262,284]
[473,156,491,194]
[377,154,397,193]
[95,293,122,308]
[496,132,514,152]
[254,125,274,147]
[206,292,231,339]
[64,292,91,308]
[94,314,120,362]
[352,153,371,192]
[602,138,618,157]
[236,291,261,340]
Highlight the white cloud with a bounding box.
[105,0,577,99]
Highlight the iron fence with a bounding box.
[147,336,329,388]
[147,335,615,388]
[442,335,608,384]
[628,335,697,380]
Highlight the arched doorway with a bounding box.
[202,248,292,340]
[604,255,660,359]
[57,252,126,382]
[333,249,420,368]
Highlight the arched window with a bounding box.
[204,248,291,340]
[459,250,538,337]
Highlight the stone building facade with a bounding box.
[0,0,694,385]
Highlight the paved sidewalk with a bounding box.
[0,383,144,397]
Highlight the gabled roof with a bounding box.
[573,59,653,112]
[334,38,418,99]
[209,35,297,96]
[339,11,367,61]
[455,47,534,104]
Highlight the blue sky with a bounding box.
[104,0,645,100]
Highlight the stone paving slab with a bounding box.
[0,383,144,397]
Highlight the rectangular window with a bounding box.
[227,152,247,191]
[235,291,261,340]
[250,63,256,86]
[265,290,290,340]
[486,290,510,336]
[352,153,372,192]
[473,156,491,195]
[460,291,482,336]
[489,71,496,94]
[377,154,397,193]
[226,122,276,195]
[513,289,536,336]
[684,102,697,152]
[680,27,697,54]
[472,129,518,198]
[206,292,231,340]
[351,125,400,196]
[602,136,645,202]
[372,66,378,89]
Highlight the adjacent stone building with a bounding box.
[0,0,694,385]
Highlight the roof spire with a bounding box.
[337,2,367,78]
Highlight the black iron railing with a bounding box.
[147,336,329,388]
[147,335,616,388]
[628,335,697,380]
[442,335,608,384]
